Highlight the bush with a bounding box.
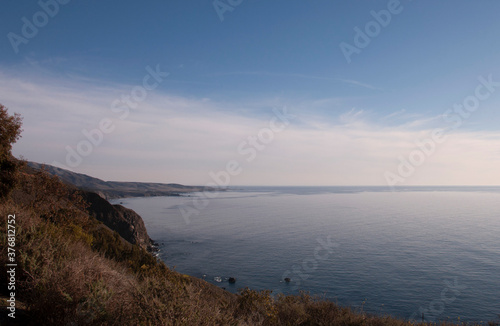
[0,104,23,200]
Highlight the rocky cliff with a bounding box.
[81,191,153,250]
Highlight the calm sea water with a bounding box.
[111,186,500,322]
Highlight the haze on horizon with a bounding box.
[1,1,500,186]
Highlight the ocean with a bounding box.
[111,186,500,323]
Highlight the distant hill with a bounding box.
[27,162,212,199]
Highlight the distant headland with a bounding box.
[27,161,217,199]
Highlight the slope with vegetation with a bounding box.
[1,104,497,325]
[27,161,214,200]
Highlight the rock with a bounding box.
[81,191,152,250]
[228,277,236,284]
[284,277,291,283]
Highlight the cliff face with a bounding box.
[81,191,152,250]
[23,162,156,250]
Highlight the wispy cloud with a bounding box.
[210,71,337,81]
[211,71,380,90]
[336,79,380,90]
[2,70,500,186]
[398,114,443,129]
[339,108,366,124]
[381,109,407,121]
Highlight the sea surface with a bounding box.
[111,186,500,323]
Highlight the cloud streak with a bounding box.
[212,71,379,90]
[2,70,500,186]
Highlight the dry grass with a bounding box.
[0,169,496,325]
[0,171,239,325]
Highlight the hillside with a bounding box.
[1,164,236,325]
[16,163,154,251]
[27,161,214,199]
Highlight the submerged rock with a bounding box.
[284,277,291,283]
[228,277,236,284]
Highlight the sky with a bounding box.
[1,0,500,186]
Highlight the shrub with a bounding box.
[0,104,23,200]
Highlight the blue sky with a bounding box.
[1,0,500,185]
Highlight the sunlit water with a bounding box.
[111,186,500,322]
